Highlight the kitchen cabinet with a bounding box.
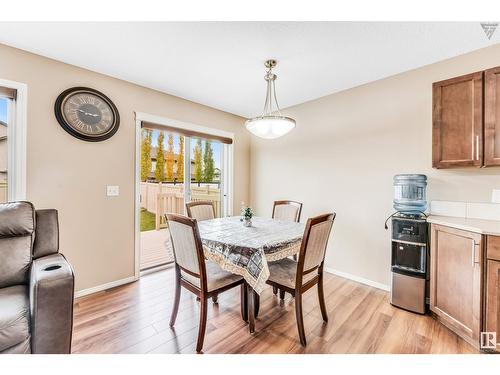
[485,67,500,166]
[432,72,483,168]
[486,260,500,352]
[485,235,500,352]
[430,224,483,347]
[432,65,500,169]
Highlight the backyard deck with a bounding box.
[140,229,174,270]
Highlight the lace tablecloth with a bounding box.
[198,216,305,294]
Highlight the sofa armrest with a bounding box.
[29,253,74,354]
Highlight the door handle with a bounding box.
[472,242,480,266]
[472,242,475,267]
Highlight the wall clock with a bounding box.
[54,87,120,142]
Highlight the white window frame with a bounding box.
[0,79,27,202]
[134,112,234,279]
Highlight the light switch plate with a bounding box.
[492,190,500,203]
[107,185,119,197]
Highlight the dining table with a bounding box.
[198,216,305,333]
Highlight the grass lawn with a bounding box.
[140,208,156,232]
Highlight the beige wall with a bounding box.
[3,40,500,292]
[250,43,500,288]
[0,43,249,292]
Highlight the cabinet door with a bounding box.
[432,72,483,168]
[430,224,482,345]
[485,67,500,166]
[486,260,500,352]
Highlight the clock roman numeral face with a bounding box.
[61,92,115,137]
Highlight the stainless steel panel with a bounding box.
[391,272,426,314]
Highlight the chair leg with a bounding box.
[318,276,328,322]
[196,297,208,353]
[240,284,248,322]
[212,294,218,304]
[279,289,285,300]
[295,291,307,346]
[254,292,260,318]
[169,267,181,327]
[272,286,278,295]
[247,284,255,334]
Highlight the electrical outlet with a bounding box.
[492,189,500,203]
[107,185,119,197]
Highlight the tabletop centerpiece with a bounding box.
[240,204,254,227]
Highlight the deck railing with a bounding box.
[140,182,221,230]
[0,182,7,203]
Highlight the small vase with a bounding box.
[243,218,252,227]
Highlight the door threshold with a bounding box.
[140,262,174,276]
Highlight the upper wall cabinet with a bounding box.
[485,67,500,167]
[432,72,483,169]
[432,66,500,169]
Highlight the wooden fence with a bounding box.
[140,182,221,230]
[0,182,7,203]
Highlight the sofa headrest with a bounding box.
[33,209,59,259]
[0,201,35,237]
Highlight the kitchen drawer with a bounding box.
[487,236,500,261]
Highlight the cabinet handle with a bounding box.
[471,242,475,267]
[476,135,479,161]
[471,242,480,266]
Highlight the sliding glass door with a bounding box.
[139,123,231,271]
[187,136,224,218]
[139,128,187,270]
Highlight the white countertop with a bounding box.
[427,215,500,236]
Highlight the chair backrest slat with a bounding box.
[186,201,216,221]
[272,200,302,223]
[296,213,335,284]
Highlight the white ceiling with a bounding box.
[0,22,499,117]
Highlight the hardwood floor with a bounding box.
[72,268,478,354]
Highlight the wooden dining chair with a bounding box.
[271,200,303,296]
[266,213,335,346]
[272,200,303,223]
[186,200,216,221]
[252,200,304,316]
[166,213,247,353]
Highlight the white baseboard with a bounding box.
[324,267,390,292]
[74,276,137,299]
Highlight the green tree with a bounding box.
[155,132,166,182]
[194,138,203,184]
[140,129,152,181]
[203,140,215,182]
[166,133,174,181]
[177,136,184,183]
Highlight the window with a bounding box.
[0,80,27,202]
[0,97,7,203]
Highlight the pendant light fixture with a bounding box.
[245,59,296,139]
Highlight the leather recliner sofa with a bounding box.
[0,201,74,354]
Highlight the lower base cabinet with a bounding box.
[429,224,483,348]
[430,224,500,352]
[486,260,500,352]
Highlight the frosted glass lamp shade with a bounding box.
[245,116,296,139]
